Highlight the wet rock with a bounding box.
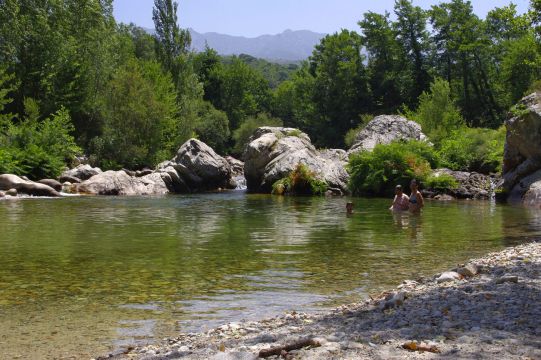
[433,194,455,201]
[437,271,462,283]
[0,190,4,198]
[6,188,17,196]
[60,164,102,181]
[38,179,63,192]
[243,127,349,193]
[226,156,244,177]
[0,174,61,197]
[348,115,427,154]
[59,175,82,184]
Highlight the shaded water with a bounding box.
[0,193,540,359]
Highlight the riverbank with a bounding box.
[102,241,541,360]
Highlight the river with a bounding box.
[0,193,540,359]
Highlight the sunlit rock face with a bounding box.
[348,115,428,155]
[502,92,541,206]
[243,127,349,194]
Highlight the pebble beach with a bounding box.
[100,241,541,360]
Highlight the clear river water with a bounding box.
[1,192,541,359]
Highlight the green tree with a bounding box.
[405,78,465,144]
[359,11,406,113]
[152,0,191,85]
[308,30,370,147]
[91,60,181,169]
[209,57,272,130]
[393,0,431,103]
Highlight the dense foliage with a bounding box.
[0,0,539,177]
[348,141,438,196]
[272,164,328,196]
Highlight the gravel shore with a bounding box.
[101,241,541,360]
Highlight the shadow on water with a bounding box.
[0,194,541,358]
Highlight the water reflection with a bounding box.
[1,194,541,359]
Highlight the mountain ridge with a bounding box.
[144,27,326,62]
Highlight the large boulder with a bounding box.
[76,170,170,196]
[502,92,541,206]
[243,127,349,194]
[60,164,102,181]
[348,115,427,154]
[0,174,61,197]
[156,139,234,192]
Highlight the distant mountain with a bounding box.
[188,29,325,62]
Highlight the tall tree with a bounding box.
[359,11,405,113]
[152,0,191,86]
[309,30,370,147]
[394,0,431,103]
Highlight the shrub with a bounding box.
[193,102,230,154]
[272,163,328,196]
[0,103,81,179]
[347,140,439,196]
[424,173,459,191]
[438,127,505,174]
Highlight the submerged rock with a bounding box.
[348,115,427,155]
[0,174,61,197]
[243,127,349,194]
[503,92,541,206]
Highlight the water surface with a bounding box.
[0,193,540,359]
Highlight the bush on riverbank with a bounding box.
[438,127,505,174]
[348,140,438,196]
[0,98,81,180]
[272,163,328,196]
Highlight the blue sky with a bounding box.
[113,0,530,37]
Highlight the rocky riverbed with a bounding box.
[99,241,541,360]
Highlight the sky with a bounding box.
[113,0,531,37]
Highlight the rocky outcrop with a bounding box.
[425,169,497,200]
[76,170,171,196]
[502,92,541,206]
[156,139,235,192]
[38,179,63,192]
[348,115,428,154]
[60,164,102,181]
[76,139,235,196]
[0,174,61,197]
[243,127,349,194]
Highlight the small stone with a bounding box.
[457,264,479,277]
[495,275,519,284]
[437,271,462,283]
[0,191,4,198]
[6,188,17,196]
[179,345,189,352]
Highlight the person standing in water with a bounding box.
[408,179,424,213]
[390,185,409,211]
